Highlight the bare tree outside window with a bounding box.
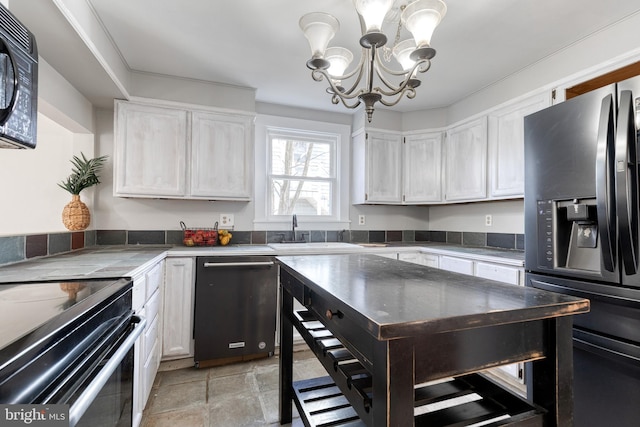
[268,131,335,217]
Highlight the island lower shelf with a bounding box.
[290,308,545,427]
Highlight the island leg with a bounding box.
[372,338,415,426]
[528,316,574,426]
[279,284,294,424]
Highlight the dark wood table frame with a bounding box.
[277,255,589,427]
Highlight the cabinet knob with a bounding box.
[326,309,343,320]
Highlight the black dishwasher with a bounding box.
[194,256,278,367]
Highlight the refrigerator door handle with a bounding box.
[615,90,639,275]
[596,94,617,272]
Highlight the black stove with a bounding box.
[0,278,141,426]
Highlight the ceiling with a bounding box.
[10,0,640,114]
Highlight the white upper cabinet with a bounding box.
[114,99,254,200]
[190,112,252,199]
[444,117,488,202]
[114,102,188,197]
[403,132,443,203]
[488,92,550,198]
[352,130,402,204]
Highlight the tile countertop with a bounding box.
[0,246,169,283]
[0,242,524,283]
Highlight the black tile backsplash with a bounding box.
[446,231,462,245]
[0,236,24,265]
[97,230,127,245]
[128,230,165,245]
[0,227,524,267]
[49,233,71,255]
[369,231,385,243]
[463,232,486,247]
[26,234,47,258]
[487,233,516,250]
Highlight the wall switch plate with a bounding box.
[219,214,235,228]
[358,215,366,225]
[485,215,492,226]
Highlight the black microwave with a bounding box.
[0,3,37,149]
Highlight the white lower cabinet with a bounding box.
[132,259,164,427]
[439,256,474,275]
[162,257,195,360]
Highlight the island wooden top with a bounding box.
[277,253,589,340]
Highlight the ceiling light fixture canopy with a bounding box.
[300,0,447,122]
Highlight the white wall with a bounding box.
[428,200,523,234]
[0,114,95,236]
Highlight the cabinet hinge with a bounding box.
[403,137,406,144]
[403,194,406,202]
[551,89,556,101]
[365,193,368,201]
[365,132,368,141]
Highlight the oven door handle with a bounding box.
[68,315,146,427]
[203,261,275,268]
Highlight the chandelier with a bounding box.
[299,0,447,122]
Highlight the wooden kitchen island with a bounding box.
[277,254,589,427]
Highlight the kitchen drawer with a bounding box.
[143,311,160,363]
[398,252,421,264]
[475,262,520,285]
[439,256,474,275]
[142,338,160,405]
[422,254,439,269]
[377,252,398,260]
[145,288,162,321]
[145,261,163,298]
[132,277,146,312]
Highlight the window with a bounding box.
[254,114,350,230]
[267,128,337,218]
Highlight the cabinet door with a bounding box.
[114,101,188,197]
[162,257,195,359]
[488,93,550,197]
[403,132,443,203]
[190,112,253,199]
[365,132,402,203]
[445,117,488,202]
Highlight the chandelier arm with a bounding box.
[377,86,417,107]
[372,67,417,97]
[332,92,363,110]
[312,68,367,101]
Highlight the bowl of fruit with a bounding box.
[180,221,218,246]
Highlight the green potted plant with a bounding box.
[58,153,108,231]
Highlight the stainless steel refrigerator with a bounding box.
[524,76,640,426]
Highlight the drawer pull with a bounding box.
[325,309,344,320]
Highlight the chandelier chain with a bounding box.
[382,10,404,63]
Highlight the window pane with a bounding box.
[271,179,332,215]
[271,138,331,178]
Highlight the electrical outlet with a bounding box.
[485,214,492,227]
[358,215,366,225]
[219,214,235,228]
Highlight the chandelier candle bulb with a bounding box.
[299,0,447,122]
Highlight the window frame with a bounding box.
[266,127,338,220]
[254,114,350,231]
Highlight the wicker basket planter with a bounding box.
[62,194,91,231]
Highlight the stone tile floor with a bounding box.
[141,349,326,427]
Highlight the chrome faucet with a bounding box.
[292,214,298,240]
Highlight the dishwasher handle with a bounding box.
[203,261,275,268]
